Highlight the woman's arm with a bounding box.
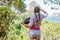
[23,24,30,28]
[23,14,34,28]
[41,9,48,17]
[41,9,48,15]
[41,9,48,14]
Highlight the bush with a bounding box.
[0,6,14,38]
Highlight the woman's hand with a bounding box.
[41,9,48,17]
[23,24,30,28]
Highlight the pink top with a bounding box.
[28,13,48,30]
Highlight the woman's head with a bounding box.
[34,6,40,21]
[34,6,40,13]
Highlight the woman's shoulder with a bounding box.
[30,13,36,19]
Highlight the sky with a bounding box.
[24,0,50,10]
[24,0,60,16]
[24,0,44,4]
[24,0,44,9]
[24,0,52,16]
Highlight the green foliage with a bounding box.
[0,6,14,37]
[0,0,60,39]
[6,11,60,40]
[41,20,60,40]
[11,0,26,12]
[15,24,21,30]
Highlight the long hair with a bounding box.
[34,6,40,22]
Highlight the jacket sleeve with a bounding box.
[28,15,34,27]
[42,13,48,18]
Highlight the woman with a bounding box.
[23,6,48,40]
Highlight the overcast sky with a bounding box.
[24,0,60,16]
[24,0,44,9]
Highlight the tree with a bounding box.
[0,6,15,40]
[0,0,26,12]
[11,0,26,12]
[0,0,26,40]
